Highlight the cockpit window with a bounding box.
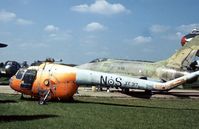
[22,70,37,83]
[89,58,108,63]
[16,69,26,79]
[21,69,37,89]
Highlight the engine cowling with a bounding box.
[5,61,21,77]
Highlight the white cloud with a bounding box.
[44,25,59,33]
[177,24,199,33]
[133,36,152,44]
[176,32,183,38]
[150,25,170,33]
[16,18,34,25]
[71,0,129,15]
[148,23,199,41]
[0,10,34,26]
[72,4,89,12]
[48,32,72,41]
[148,24,182,41]
[84,22,106,32]
[20,42,47,48]
[0,10,16,22]
[43,25,72,42]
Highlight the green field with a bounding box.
[0,93,199,129]
[0,77,9,84]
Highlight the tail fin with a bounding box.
[166,36,199,70]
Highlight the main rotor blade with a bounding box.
[0,43,8,48]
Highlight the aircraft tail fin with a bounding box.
[166,36,199,70]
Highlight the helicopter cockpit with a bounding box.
[15,68,37,90]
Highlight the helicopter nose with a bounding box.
[9,76,21,92]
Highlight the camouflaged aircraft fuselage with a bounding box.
[77,36,199,88]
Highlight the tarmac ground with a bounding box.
[1,85,199,99]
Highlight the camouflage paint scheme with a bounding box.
[77,36,199,88]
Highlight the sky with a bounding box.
[0,0,199,65]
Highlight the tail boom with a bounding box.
[76,68,199,91]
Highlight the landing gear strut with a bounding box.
[20,93,24,100]
[38,90,51,105]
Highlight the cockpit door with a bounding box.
[21,69,37,90]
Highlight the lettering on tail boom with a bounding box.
[100,76,122,87]
[99,75,139,88]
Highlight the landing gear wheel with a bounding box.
[38,98,46,105]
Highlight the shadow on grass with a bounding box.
[0,82,9,85]
[121,90,199,99]
[9,93,199,111]
[160,91,199,98]
[75,100,199,111]
[17,96,199,111]
[0,114,58,122]
[122,91,152,99]
[0,100,17,104]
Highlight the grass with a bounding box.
[0,93,199,129]
[0,77,9,84]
